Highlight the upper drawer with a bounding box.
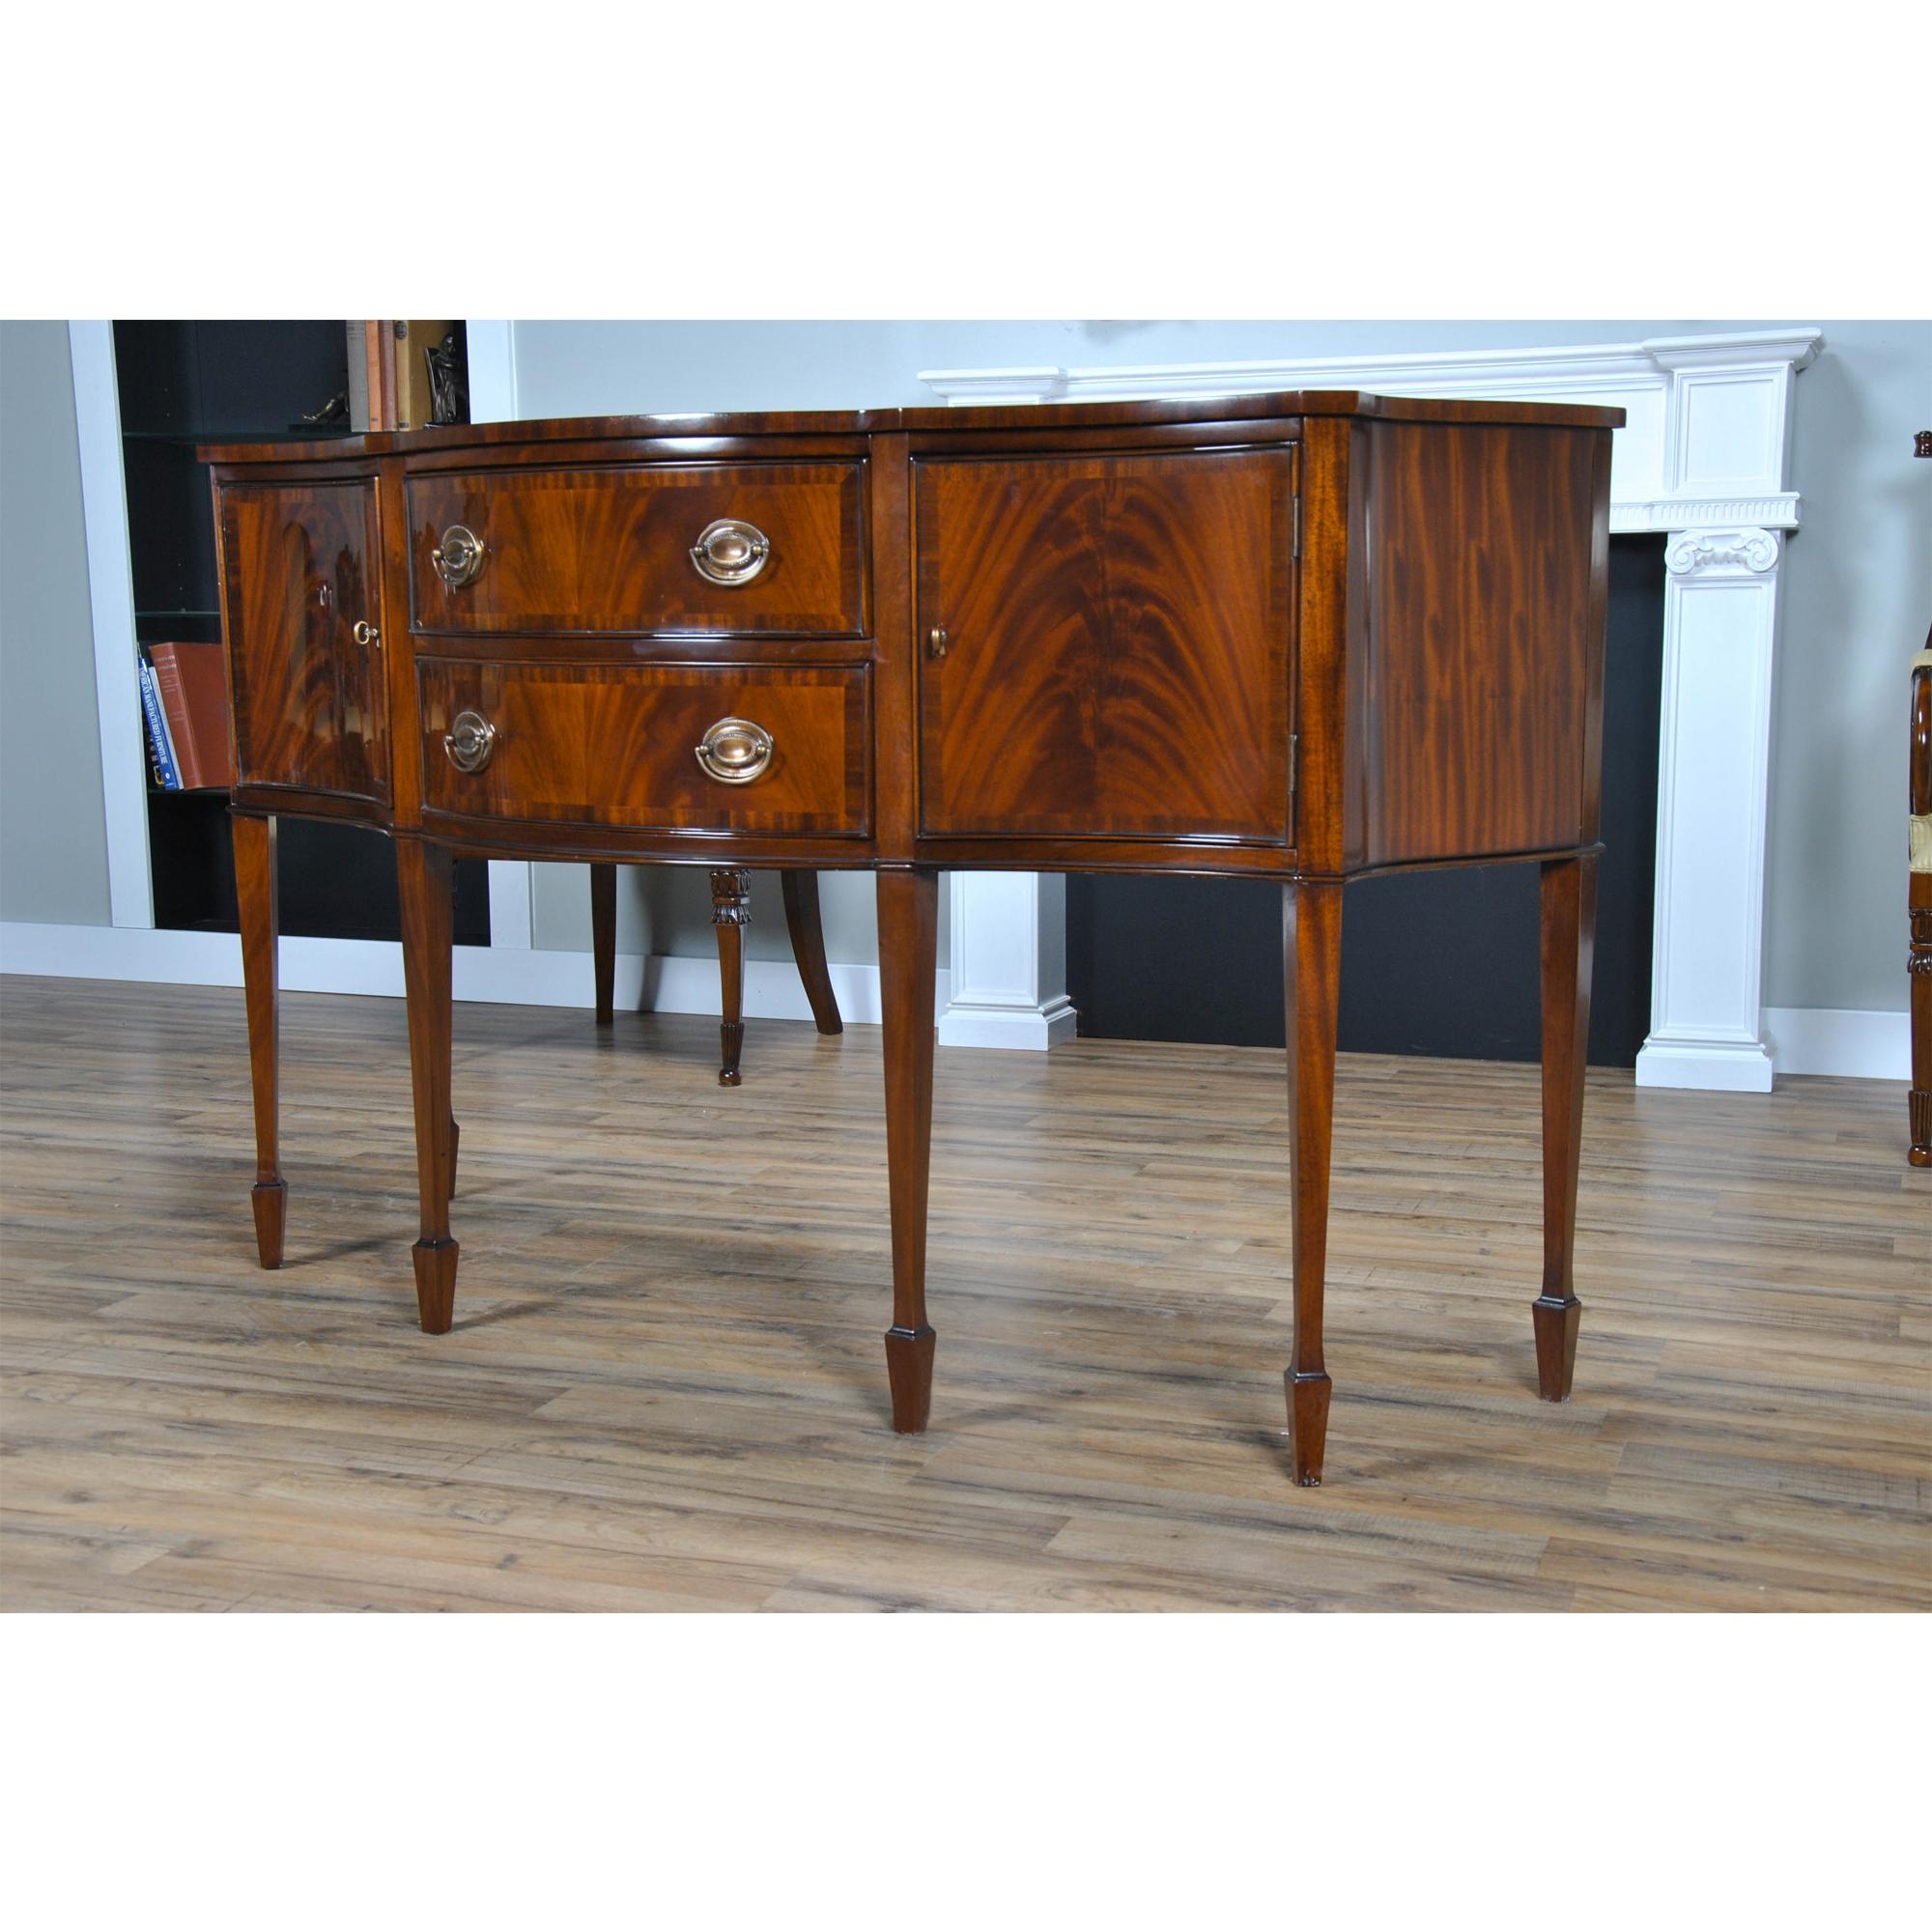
[408,461,867,637]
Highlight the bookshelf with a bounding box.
[112,321,489,944]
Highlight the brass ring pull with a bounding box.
[695,717,774,785]
[689,519,771,586]
[443,709,497,774]
[432,525,487,589]
[353,619,381,649]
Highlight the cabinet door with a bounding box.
[915,446,1295,843]
[218,478,387,803]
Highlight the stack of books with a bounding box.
[346,320,457,432]
[139,641,234,791]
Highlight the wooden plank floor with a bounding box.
[2,972,1926,1612]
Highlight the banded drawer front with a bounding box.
[418,662,869,836]
[408,462,866,637]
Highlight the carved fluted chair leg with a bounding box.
[711,867,751,1086]
[233,811,285,1267]
[782,871,843,1037]
[590,862,617,1027]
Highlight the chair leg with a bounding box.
[711,867,750,1086]
[782,870,843,1036]
[590,862,616,1027]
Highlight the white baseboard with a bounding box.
[1,923,1914,1081]
[0,921,952,1027]
[1762,1006,1911,1080]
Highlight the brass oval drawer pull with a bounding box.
[690,519,770,586]
[432,525,487,590]
[695,716,774,785]
[443,709,497,774]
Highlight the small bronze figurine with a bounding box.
[425,329,467,427]
[289,388,350,434]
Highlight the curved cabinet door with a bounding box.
[217,477,388,805]
[914,445,1296,845]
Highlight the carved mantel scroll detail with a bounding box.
[1664,526,1782,577]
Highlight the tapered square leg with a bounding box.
[1283,880,1343,1486]
[878,867,939,1433]
[711,867,750,1085]
[1536,854,1598,1399]
[590,862,617,1027]
[398,838,460,1334]
[232,812,285,1268]
[249,1179,287,1269]
[781,870,843,1036]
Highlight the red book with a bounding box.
[146,641,235,790]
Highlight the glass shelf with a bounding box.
[136,609,220,620]
[121,428,353,446]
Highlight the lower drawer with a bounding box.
[418,661,869,835]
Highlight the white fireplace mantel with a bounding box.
[925,328,1825,1092]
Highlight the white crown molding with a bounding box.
[1616,494,1801,534]
[920,330,1822,406]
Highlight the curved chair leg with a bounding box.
[782,870,843,1036]
[590,862,616,1027]
[711,867,750,1086]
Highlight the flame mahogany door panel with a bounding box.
[913,445,1296,844]
[217,477,388,805]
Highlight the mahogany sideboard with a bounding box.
[203,389,1621,1487]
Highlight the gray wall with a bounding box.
[0,321,111,927]
[508,318,1931,1013]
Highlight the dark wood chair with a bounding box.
[588,865,842,1085]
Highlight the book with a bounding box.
[393,320,454,430]
[346,322,392,432]
[377,320,397,431]
[137,656,182,790]
[147,640,235,790]
[345,321,369,432]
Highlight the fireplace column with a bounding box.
[1634,527,1786,1092]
